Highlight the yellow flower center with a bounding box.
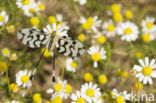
[51,96,62,103]
[91,53,100,61]
[134,82,143,90]
[97,35,106,44]
[48,16,56,24]
[113,13,123,22]
[29,8,35,13]
[9,83,18,92]
[39,3,45,10]
[107,24,115,31]
[125,10,133,19]
[21,75,29,83]
[30,17,39,26]
[78,33,85,42]
[146,22,153,29]
[3,48,10,56]
[82,22,90,30]
[0,15,4,21]
[86,89,94,97]
[98,75,107,84]
[77,97,85,103]
[142,66,152,76]
[54,83,62,92]
[71,61,77,68]
[116,96,124,103]
[124,28,132,35]
[0,62,8,72]
[65,84,72,94]
[22,0,29,5]
[33,93,42,103]
[142,33,150,43]
[87,17,94,26]
[84,72,93,82]
[111,4,121,13]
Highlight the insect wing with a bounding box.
[17,28,49,48]
[56,36,85,57]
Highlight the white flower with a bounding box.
[15,69,32,88]
[80,16,101,32]
[0,10,9,26]
[74,0,87,5]
[16,0,34,8]
[112,89,131,103]
[116,21,139,42]
[133,57,156,84]
[56,14,70,30]
[2,47,11,57]
[71,91,86,103]
[102,20,116,38]
[22,2,39,17]
[7,100,19,103]
[141,16,156,34]
[66,58,79,72]
[93,32,106,44]
[88,46,106,68]
[43,23,68,37]
[81,82,101,103]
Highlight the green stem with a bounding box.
[8,0,15,24]
[73,3,82,17]
[6,70,11,95]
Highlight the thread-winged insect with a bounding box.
[17,24,85,87]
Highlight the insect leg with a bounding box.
[29,48,46,81]
[52,50,56,87]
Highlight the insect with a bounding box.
[17,26,85,87]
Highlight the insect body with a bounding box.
[17,27,85,87]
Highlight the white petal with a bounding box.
[147,77,153,84]
[145,57,149,66]
[149,59,155,67]
[151,71,156,78]
[143,76,148,84]
[135,73,142,78]
[133,65,142,71]
[94,62,98,68]
[139,59,145,67]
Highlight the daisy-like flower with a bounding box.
[22,2,39,17]
[2,47,11,57]
[116,21,139,42]
[48,14,70,30]
[112,89,131,103]
[51,93,63,103]
[71,91,86,103]
[80,16,101,32]
[16,0,34,8]
[37,1,45,11]
[81,82,101,103]
[53,80,67,98]
[93,32,106,44]
[73,0,87,5]
[102,20,116,38]
[88,45,106,68]
[142,32,155,43]
[66,58,79,72]
[15,69,32,88]
[0,10,9,26]
[141,16,156,34]
[133,57,156,84]
[43,23,68,37]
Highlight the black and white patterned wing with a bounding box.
[56,36,85,57]
[17,28,49,48]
